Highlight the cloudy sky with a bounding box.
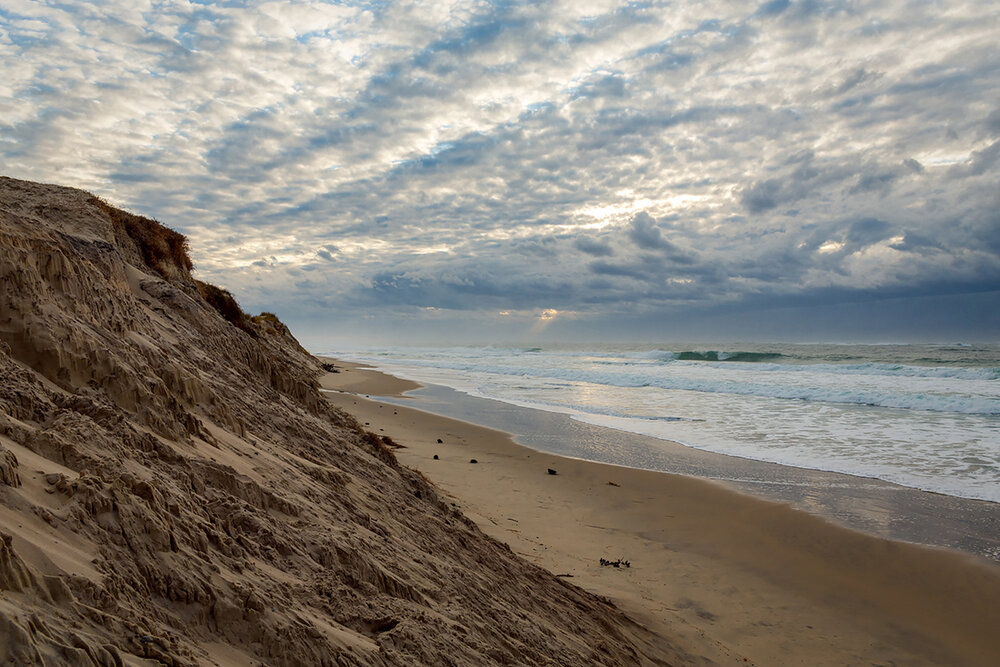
[3,0,998,345]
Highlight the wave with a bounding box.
[655,352,998,377]
[357,343,1000,368]
[597,355,998,381]
[817,363,1000,380]
[689,361,1000,381]
[672,350,787,363]
[376,359,1000,414]
[343,344,1000,415]
[342,345,1000,505]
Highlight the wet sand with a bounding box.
[379,383,1000,563]
[320,358,1000,666]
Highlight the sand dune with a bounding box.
[0,176,688,665]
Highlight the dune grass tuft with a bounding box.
[89,196,193,278]
[195,280,255,335]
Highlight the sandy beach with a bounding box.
[321,358,1000,666]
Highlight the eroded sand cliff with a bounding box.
[0,176,686,666]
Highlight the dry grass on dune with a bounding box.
[88,195,193,278]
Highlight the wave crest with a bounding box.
[672,350,787,363]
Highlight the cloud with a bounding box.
[955,141,1000,177]
[740,179,783,214]
[590,260,646,280]
[889,231,941,252]
[574,237,615,257]
[316,246,338,262]
[986,109,1000,137]
[845,218,891,246]
[627,212,667,249]
[754,0,791,20]
[1,0,998,340]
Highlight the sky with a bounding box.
[2,0,999,346]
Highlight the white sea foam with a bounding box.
[335,343,1000,503]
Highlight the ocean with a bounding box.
[332,342,1000,504]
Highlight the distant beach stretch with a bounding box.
[326,344,1000,562]
[319,356,1000,665]
[337,343,1000,502]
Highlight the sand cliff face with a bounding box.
[0,177,684,666]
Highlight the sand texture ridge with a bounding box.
[0,176,690,666]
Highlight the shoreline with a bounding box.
[327,360,1000,563]
[319,358,1000,665]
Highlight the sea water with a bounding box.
[332,343,1000,504]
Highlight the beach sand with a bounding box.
[321,358,1000,666]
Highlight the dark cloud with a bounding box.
[740,179,783,213]
[623,214,697,265]
[627,212,668,249]
[889,232,942,252]
[849,168,899,194]
[574,237,615,257]
[846,218,891,245]
[955,141,1000,177]
[569,74,627,99]
[367,265,577,311]
[755,0,791,19]
[590,260,647,280]
[986,109,1000,137]
[741,152,925,214]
